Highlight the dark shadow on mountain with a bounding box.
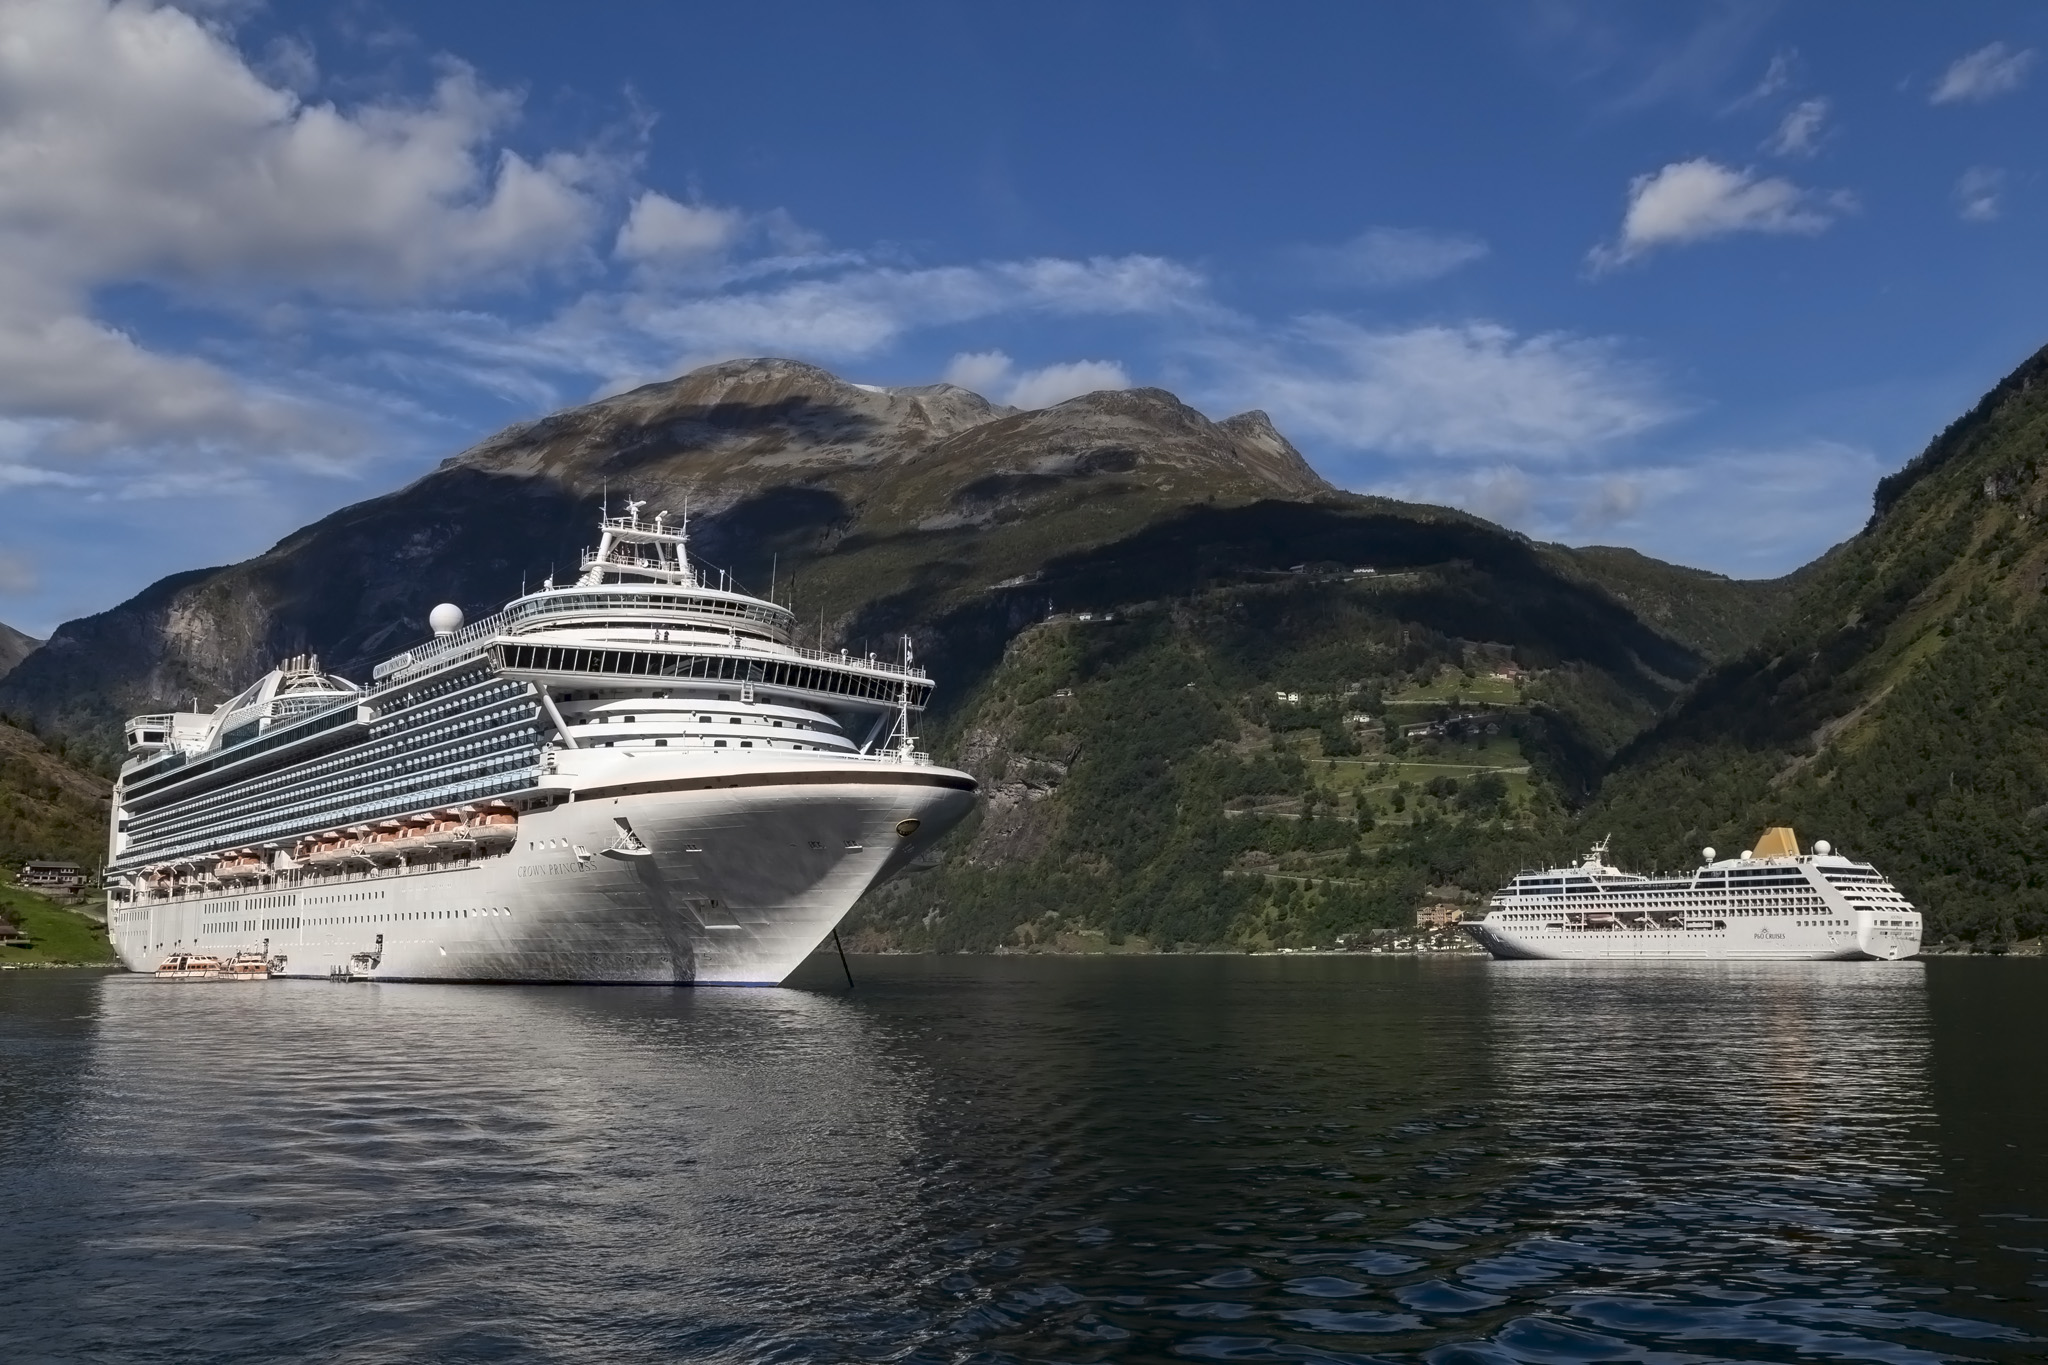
[847,500,1709,726]
[688,486,851,588]
[596,399,885,478]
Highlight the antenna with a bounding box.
[769,553,778,603]
[892,633,917,764]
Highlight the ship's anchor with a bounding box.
[601,816,654,860]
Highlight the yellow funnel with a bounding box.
[1751,827,1800,859]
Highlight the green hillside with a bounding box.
[0,717,108,875]
[1586,340,2048,945]
[849,501,1736,951]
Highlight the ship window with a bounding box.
[715,739,727,747]
[656,739,668,747]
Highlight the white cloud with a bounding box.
[941,350,1016,392]
[614,193,746,262]
[1004,360,1131,409]
[1955,166,2004,221]
[1196,319,1675,461]
[0,0,620,463]
[1290,227,1488,289]
[1764,98,1830,157]
[623,255,1201,370]
[938,350,1131,408]
[1590,159,1847,269]
[1930,42,2036,104]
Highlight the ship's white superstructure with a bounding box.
[1462,829,1923,962]
[104,504,976,985]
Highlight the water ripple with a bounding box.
[0,956,2042,1362]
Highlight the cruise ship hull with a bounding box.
[1462,920,1919,962]
[110,759,974,985]
[1461,830,1924,963]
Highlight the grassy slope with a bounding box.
[1586,340,2048,942]
[0,884,115,966]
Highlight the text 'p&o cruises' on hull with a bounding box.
[104,503,977,985]
[1462,829,1923,961]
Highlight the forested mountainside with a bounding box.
[0,718,108,874]
[0,620,38,681]
[1588,340,2048,945]
[844,498,1773,952]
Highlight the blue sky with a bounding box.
[4,1,2048,636]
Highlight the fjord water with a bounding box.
[3,959,2042,1364]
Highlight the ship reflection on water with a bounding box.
[1,957,2041,1362]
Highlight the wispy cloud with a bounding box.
[1376,439,1881,576]
[616,255,1204,378]
[1288,227,1488,290]
[941,351,1131,408]
[1930,41,2036,104]
[0,548,36,595]
[1763,98,1830,157]
[1590,159,1850,269]
[1955,166,2005,222]
[1724,49,1797,112]
[1191,319,1677,462]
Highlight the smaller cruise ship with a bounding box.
[1463,829,1923,961]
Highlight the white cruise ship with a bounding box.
[1461,829,1923,961]
[103,504,977,985]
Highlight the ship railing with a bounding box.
[776,643,928,679]
[598,514,684,538]
[579,547,693,575]
[382,611,931,684]
[373,609,510,681]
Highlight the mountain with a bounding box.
[0,620,38,681]
[0,359,1338,760]
[1587,340,2048,946]
[0,357,1801,950]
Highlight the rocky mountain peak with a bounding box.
[0,620,40,683]
[1216,409,1333,498]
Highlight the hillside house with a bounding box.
[18,861,84,893]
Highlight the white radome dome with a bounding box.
[1813,839,1832,856]
[429,603,465,637]
[1701,846,1716,863]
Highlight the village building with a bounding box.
[1414,902,1467,930]
[18,861,85,893]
